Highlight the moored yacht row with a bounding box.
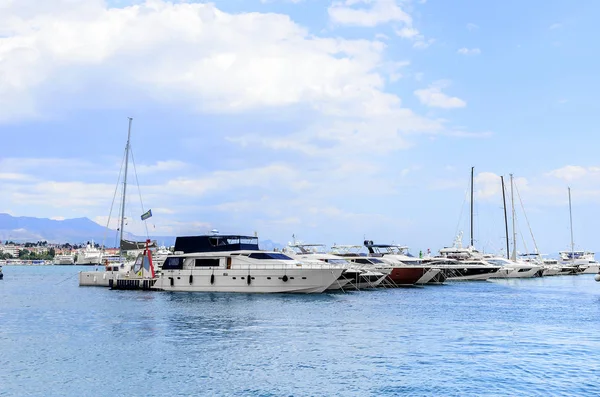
[78,231,600,293]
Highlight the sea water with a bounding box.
[1,266,600,396]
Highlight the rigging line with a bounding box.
[515,214,529,258]
[104,148,127,250]
[454,187,469,242]
[515,180,540,256]
[129,147,149,239]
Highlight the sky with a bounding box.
[1,0,600,254]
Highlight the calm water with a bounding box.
[1,266,600,396]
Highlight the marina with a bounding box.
[1,264,599,396]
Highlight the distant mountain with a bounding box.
[0,213,168,246]
[0,213,283,249]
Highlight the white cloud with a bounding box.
[396,27,420,39]
[414,81,466,109]
[328,0,412,27]
[413,38,435,49]
[466,23,479,31]
[0,0,394,122]
[457,47,481,55]
[135,160,187,174]
[547,165,592,182]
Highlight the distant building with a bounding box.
[0,245,19,258]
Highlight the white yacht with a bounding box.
[430,235,501,281]
[329,245,394,288]
[153,235,344,293]
[363,241,442,285]
[559,251,600,274]
[75,242,103,266]
[152,245,173,270]
[558,188,600,275]
[53,254,75,265]
[485,256,541,278]
[282,243,361,290]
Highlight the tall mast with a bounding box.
[510,174,517,261]
[119,117,133,259]
[470,166,474,247]
[501,176,510,259]
[569,187,574,263]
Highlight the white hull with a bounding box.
[579,264,600,274]
[447,272,496,281]
[354,274,387,289]
[415,268,441,284]
[326,279,351,290]
[79,270,118,287]
[154,268,343,294]
[76,257,103,265]
[490,267,540,279]
[541,266,561,276]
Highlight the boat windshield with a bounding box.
[248,252,293,260]
[325,259,348,265]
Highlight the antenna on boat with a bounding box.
[119,117,133,261]
[470,166,474,247]
[501,175,510,260]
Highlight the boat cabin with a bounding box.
[174,235,260,253]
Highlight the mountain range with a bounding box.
[0,213,282,250]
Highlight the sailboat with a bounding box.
[486,174,541,278]
[558,188,600,274]
[79,118,156,288]
[428,167,501,281]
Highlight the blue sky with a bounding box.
[1,0,599,254]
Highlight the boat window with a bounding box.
[248,253,293,260]
[326,259,347,265]
[353,258,371,264]
[162,257,184,270]
[194,258,219,267]
[195,258,220,267]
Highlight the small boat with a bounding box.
[79,118,157,288]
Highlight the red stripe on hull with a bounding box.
[386,267,426,286]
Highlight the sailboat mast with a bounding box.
[119,117,133,259]
[510,174,517,261]
[470,166,474,247]
[569,187,574,263]
[501,176,510,259]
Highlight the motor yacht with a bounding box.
[428,235,501,281]
[53,254,75,265]
[75,241,103,266]
[282,243,368,291]
[559,251,600,274]
[485,256,541,278]
[153,235,343,293]
[363,241,442,285]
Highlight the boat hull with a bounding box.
[153,268,343,294]
[579,264,600,274]
[490,267,540,279]
[79,270,120,287]
[386,267,429,286]
[415,268,442,284]
[441,266,499,281]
